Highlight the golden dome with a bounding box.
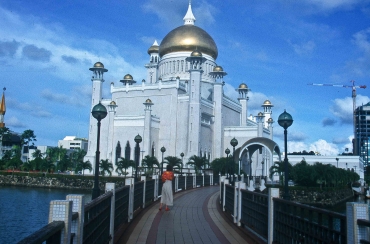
[239,83,248,89]
[110,101,116,105]
[94,62,104,68]
[213,66,223,72]
[159,25,218,59]
[147,44,159,54]
[258,112,264,116]
[123,74,133,80]
[268,118,274,123]
[191,50,202,57]
[263,100,271,105]
[145,98,152,103]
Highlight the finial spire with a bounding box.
[0,87,6,128]
[183,0,196,25]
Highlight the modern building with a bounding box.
[354,102,370,171]
[84,3,283,176]
[58,136,88,151]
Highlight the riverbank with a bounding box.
[0,174,126,190]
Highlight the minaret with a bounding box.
[256,112,265,137]
[186,50,205,157]
[87,62,108,163]
[106,100,117,163]
[145,41,159,83]
[262,100,273,128]
[143,98,153,163]
[209,66,227,158]
[0,87,6,128]
[183,1,196,25]
[267,118,274,140]
[237,83,250,126]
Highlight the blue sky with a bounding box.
[0,0,369,156]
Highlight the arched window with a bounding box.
[152,142,155,157]
[125,141,131,160]
[115,141,121,164]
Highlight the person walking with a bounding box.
[159,165,174,211]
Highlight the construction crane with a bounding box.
[308,80,366,154]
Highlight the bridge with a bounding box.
[18,175,370,244]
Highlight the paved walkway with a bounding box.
[118,185,257,244]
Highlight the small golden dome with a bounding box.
[145,98,152,103]
[176,76,180,79]
[268,118,274,123]
[263,100,271,105]
[123,74,133,80]
[147,44,159,54]
[94,62,104,68]
[213,66,223,72]
[258,112,264,116]
[239,83,248,89]
[159,25,218,59]
[191,50,202,57]
[110,101,116,105]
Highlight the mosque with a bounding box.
[84,3,281,176]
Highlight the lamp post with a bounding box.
[134,134,142,182]
[160,146,166,175]
[230,138,238,183]
[180,152,184,175]
[91,102,107,200]
[278,109,293,200]
[225,148,230,178]
[336,157,339,168]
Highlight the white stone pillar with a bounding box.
[125,178,134,222]
[66,195,85,244]
[48,200,72,244]
[237,182,246,226]
[268,188,279,244]
[222,179,229,211]
[141,176,146,208]
[346,202,370,244]
[105,183,115,244]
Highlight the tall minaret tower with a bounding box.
[87,62,108,162]
[186,50,204,157]
[237,83,250,126]
[209,66,227,158]
[262,100,273,128]
[145,41,159,83]
[0,87,6,128]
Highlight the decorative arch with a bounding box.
[234,137,282,178]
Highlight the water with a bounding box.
[0,186,91,244]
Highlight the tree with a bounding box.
[76,160,92,176]
[291,160,316,186]
[21,129,37,161]
[164,156,183,171]
[116,157,135,176]
[99,159,113,176]
[142,155,159,173]
[211,157,228,175]
[30,149,43,171]
[6,145,22,172]
[70,148,87,171]
[187,155,209,175]
[40,157,55,173]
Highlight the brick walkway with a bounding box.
[120,185,254,244]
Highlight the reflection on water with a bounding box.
[0,186,91,244]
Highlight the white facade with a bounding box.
[58,136,88,151]
[85,4,278,175]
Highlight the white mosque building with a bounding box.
[84,3,282,176]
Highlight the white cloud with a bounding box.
[291,40,316,55]
[304,0,362,11]
[309,139,339,156]
[330,94,370,124]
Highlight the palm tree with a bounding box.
[116,157,135,176]
[99,159,113,176]
[21,129,37,162]
[211,157,228,175]
[187,155,209,175]
[6,145,22,172]
[164,156,183,172]
[76,160,92,176]
[41,158,55,173]
[142,155,160,174]
[30,149,43,171]
[269,161,284,184]
[70,148,87,171]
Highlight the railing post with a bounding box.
[220,176,226,204]
[184,174,187,190]
[346,202,370,244]
[125,178,134,222]
[153,175,158,201]
[237,182,246,226]
[105,183,115,244]
[260,178,266,192]
[141,176,146,208]
[268,188,279,244]
[175,174,179,192]
[49,200,72,244]
[193,174,196,188]
[66,195,85,244]
[210,173,213,186]
[223,179,229,211]
[248,179,254,191]
[202,173,205,187]
[234,182,238,223]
